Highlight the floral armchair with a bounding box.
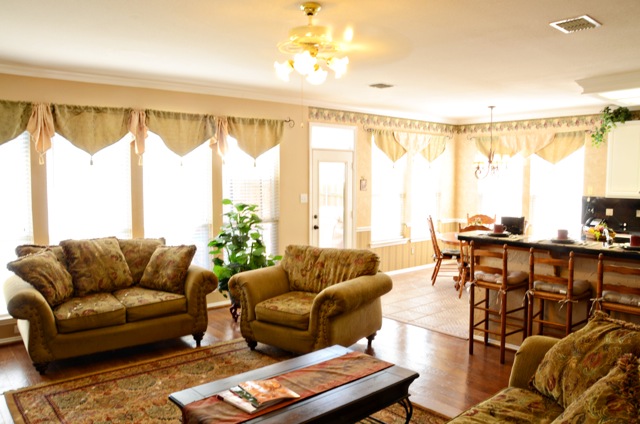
[229,245,392,353]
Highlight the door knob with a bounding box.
[313,225,319,230]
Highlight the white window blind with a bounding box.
[222,137,280,255]
[46,135,132,243]
[371,141,406,243]
[143,133,213,268]
[0,132,33,316]
[530,148,584,238]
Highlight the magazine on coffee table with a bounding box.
[217,379,300,414]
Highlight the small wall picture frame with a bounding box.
[360,177,367,191]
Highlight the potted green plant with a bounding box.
[209,199,282,298]
[591,106,632,146]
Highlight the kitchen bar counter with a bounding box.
[457,231,640,262]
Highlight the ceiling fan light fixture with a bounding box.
[274,60,294,82]
[275,2,349,83]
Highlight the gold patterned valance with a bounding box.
[146,110,216,157]
[0,100,30,146]
[227,117,284,160]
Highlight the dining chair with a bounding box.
[595,253,640,319]
[466,213,496,226]
[427,215,460,285]
[458,223,491,232]
[527,249,591,337]
[469,241,528,364]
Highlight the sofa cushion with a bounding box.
[15,244,67,267]
[53,293,126,333]
[281,245,379,293]
[448,386,564,423]
[139,245,196,294]
[7,250,74,307]
[552,353,640,424]
[60,237,133,296]
[113,286,186,322]
[255,291,316,330]
[531,311,640,409]
[117,238,166,284]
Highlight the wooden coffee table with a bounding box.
[169,345,419,423]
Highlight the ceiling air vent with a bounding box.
[550,15,601,34]
[370,83,394,89]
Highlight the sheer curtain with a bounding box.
[142,132,213,268]
[222,136,280,255]
[47,134,132,243]
[0,132,32,316]
[371,141,406,243]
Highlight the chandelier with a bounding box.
[274,2,349,85]
[474,106,503,179]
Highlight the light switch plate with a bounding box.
[606,208,613,216]
[636,210,640,218]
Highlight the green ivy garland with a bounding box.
[591,106,632,146]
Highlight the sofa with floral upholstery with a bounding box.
[229,244,393,354]
[448,311,640,423]
[4,237,216,374]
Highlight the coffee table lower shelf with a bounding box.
[169,345,419,424]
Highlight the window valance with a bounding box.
[473,130,586,164]
[0,100,287,164]
[371,129,448,163]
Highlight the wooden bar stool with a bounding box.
[526,249,592,337]
[468,242,528,364]
[596,253,640,319]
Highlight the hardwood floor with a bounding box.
[0,307,514,422]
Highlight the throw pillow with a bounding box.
[7,250,74,307]
[60,237,133,296]
[531,311,640,409]
[139,245,196,294]
[552,354,640,424]
[117,238,166,284]
[16,244,67,267]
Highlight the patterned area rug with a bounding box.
[383,263,470,340]
[4,339,449,424]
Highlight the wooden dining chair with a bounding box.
[596,253,640,319]
[467,213,496,226]
[527,249,591,337]
[428,215,460,285]
[469,241,528,364]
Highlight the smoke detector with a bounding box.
[550,15,601,34]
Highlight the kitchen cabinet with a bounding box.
[606,121,640,198]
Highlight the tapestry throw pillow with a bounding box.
[117,238,166,284]
[15,244,67,267]
[531,311,640,409]
[60,237,133,297]
[552,353,640,423]
[7,250,74,307]
[139,245,196,294]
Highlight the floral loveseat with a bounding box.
[229,245,392,354]
[448,311,640,423]
[4,237,216,373]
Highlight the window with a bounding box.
[411,153,442,240]
[143,133,213,268]
[46,135,132,243]
[371,141,406,243]
[222,137,280,255]
[530,148,584,238]
[0,133,33,316]
[477,154,524,222]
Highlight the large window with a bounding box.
[222,137,280,255]
[0,133,33,316]
[477,154,524,222]
[529,148,584,238]
[411,153,442,240]
[47,135,132,243]
[371,142,406,243]
[143,133,213,268]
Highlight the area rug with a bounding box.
[383,263,470,340]
[4,339,449,424]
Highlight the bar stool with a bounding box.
[469,242,528,364]
[596,253,640,319]
[526,249,591,337]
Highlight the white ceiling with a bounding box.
[1,0,639,124]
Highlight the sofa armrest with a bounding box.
[509,335,559,389]
[184,265,217,317]
[4,275,58,334]
[229,265,290,322]
[311,272,393,320]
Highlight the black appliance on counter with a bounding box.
[581,196,640,235]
